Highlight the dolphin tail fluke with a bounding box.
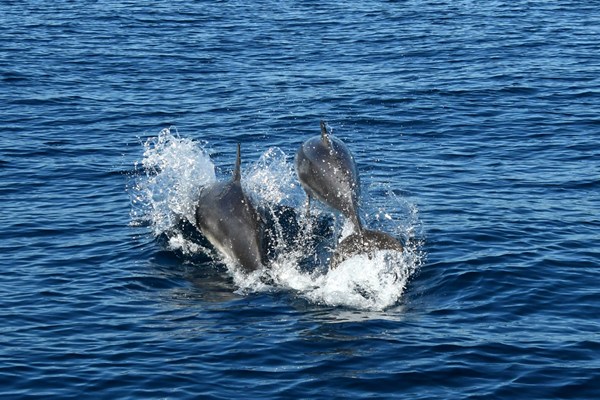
[329,229,403,269]
[233,142,241,182]
[320,120,331,147]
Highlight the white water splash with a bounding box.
[243,146,303,207]
[130,128,423,311]
[305,250,418,311]
[130,127,216,238]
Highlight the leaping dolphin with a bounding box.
[295,120,362,230]
[295,121,403,268]
[195,144,265,272]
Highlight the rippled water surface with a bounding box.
[1,1,599,398]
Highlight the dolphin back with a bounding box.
[329,229,403,269]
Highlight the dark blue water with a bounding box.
[1,0,599,398]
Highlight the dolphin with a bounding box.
[195,144,265,272]
[295,120,403,268]
[295,120,362,229]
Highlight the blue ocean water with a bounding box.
[1,0,599,398]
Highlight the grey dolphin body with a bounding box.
[295,120,362,230]
[195,144,265,272]
[295,121,403,268]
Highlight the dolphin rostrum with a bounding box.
[295,121,403,268]
[195,144,265,272]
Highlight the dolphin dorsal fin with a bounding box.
[320,120,332,147]
[233,143,241,182]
